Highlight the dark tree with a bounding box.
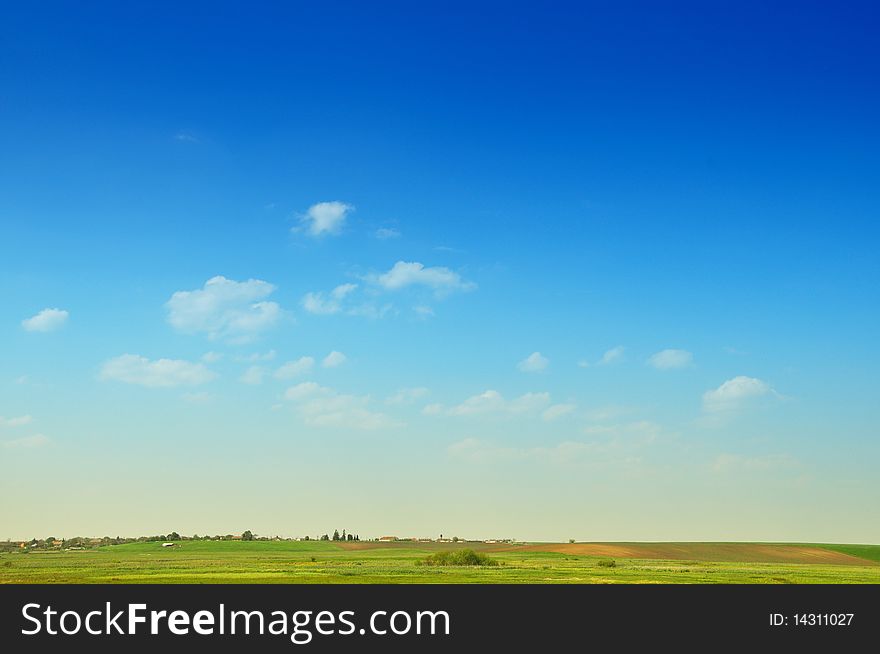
[332,529,340,541]
[242,530,254,541]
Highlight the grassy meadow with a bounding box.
[2,540,879,584]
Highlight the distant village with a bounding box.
[1,530,516,552]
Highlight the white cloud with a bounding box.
[2,434,50,449]
[201,351,224,363]
[413,305,434,319]
[166,276,283,343]
[274,357,315,380]
[240,366,266,385]
[370,261,476,295]
[100,354,216,388]
[297,201,353,237]
[647,349,693,370]
[386,387,429,405]
[236,350,277,362]
[421,403,444,415]
[447,390,551,417]
[599,346,625,365]
[322,351,347,368]
[542,404,576,421]
[0,415,33,428]
[22,308,68,333]
[517,351,549,373]
[302,283,358,315]
[174,131,198,142]
[702,376,776,413]
[577,359,591,368]
[284,382,399,430]
[375,227,401,240]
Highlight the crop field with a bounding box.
[2,540,879,584]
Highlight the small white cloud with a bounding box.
[100,354,216,388]
[201,351,224,363]
[166,276,283,343]
[275,357,315,380]
[599,346,625,365]
[174,131,198,142]
[577,359,590,368]
[0,415,33,428]
[447,390,505,416]
[517,352,549,373]
[302,283,358,315]
[297,201,353,237]
[647,349,693,370]
[22,308,69,333]
[322,351,347,368]
[240,366,266,385]
[702,376,776,413]
[447,390,550,417]
[413,305,434,319]
[284,382,399,430]
[375,227,401,240]
[386,387,429,405]
[542,404,576,421]
[370,261,476,295]
[2,434,50,449]
[421,403,444,415]
[235,350,277,362]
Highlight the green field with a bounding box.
[2,540,880,584]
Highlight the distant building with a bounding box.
[378,536,397,542]
[161,542,176,547]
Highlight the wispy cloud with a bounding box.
[598,346,625,365]
[369,261,476,296]
[702,376,777,413]
[296,201,353,237]
[166,276,284,343]
[274,357,315,380]
[386,387,429,405]
[375,227,401,240]
[174,131,199,143]
[302,284,358,315]
[239,366,266,385]
[100,354,216,388]
[517,351,549,373]
[22,308,68,333]
[0,415,33,428]
[284,382,400,430]
[647,349,693,370]
[446,390,551,417]
[2,434,50,449]
[542,403,576,421]
[322,351,347,368]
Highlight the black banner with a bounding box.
[1,584,877,650]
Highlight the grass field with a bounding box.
[2,540,880,584]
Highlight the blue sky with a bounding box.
[2,2,879,541]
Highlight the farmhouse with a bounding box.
[377,536,397,542]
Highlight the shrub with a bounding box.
[597,559,616,568]
[418,549,499,567]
